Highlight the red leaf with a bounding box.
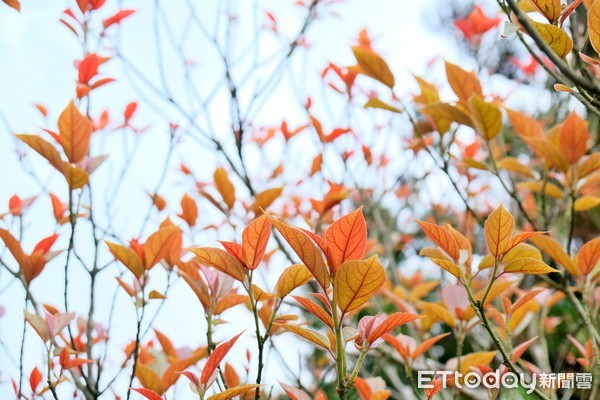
[103,9,136,29]
[29,367,42,393]
[131,388,163,400]
[32,234,59,255]
[200,332,243,386]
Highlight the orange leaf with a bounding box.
[279,382,311,400]
[559,111,589,165]
[214,167,236,209]
[512,336,539,363]
[251,187,283,214]
[143,226,181,269]
[416,220,460,260]
[58,100,92,164]
[503,258,558,274]
[589,0,600,55]
[207,384,261,400]
[201,332,243,385]
[292,295,334,329]
[2,0,20,12]
[275,264,312,299]
[506,108,544,139]
[0,228,26,268]
[135,364,164,395]
[411,332,451,360]
[16,134,63,171]
[367,312,421,344]
[529,235,579,275]
[242,215,271,269]
[106,241,144,278]
[190,247,246,282]
[352,46,395,88]
[270,218,330,289]
[334,255,386,314]
[578,237,600,275]
[445,61,483,106]
[469,95,502,140]
[420,102,474,128]
[325,207,367,273]
[530,0,562,23]
[179,194,198,227]
[214,294,248,315]
[484,204,514,257]
[275,324,330,350]
[505,231,545,254]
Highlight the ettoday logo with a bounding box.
[417,370,593,394]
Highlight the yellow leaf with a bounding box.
[496,157,534,177]
[106,241,144,278]
[484,204,515,257]
[419,301,456,328]
[503,257,558,274]
[135,363,164,395]
[429,258,463,279]
[517,181,564,199]
[364,98,401,113]
[207,384,261,400]
[352,46,395,88]
[62,162,89,190]
[251,285,275,302]
[189,247,246,282]
[444,61,483,106]
[214,167,236,209]
[530,235,579,275]
[529,20,574,58]
[459,352,497,376]
[502,243,542,265]
[478,254,494,270]
[522,137,568,172]
[462,158,489,171]
[578,153,600,178]
[421,102,475,128]
[251,187,283,214]
[589,0,600,55]
[530,0,563,23]
[334,255,386,314]
[276,324,330,350]
[275,264,312,299]
[58,100,92,164]
[575,196,600,211]
[469,95,502,140]
[559,111,589,165]
[148,290,167,300]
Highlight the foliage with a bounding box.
[1,0,600,399]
